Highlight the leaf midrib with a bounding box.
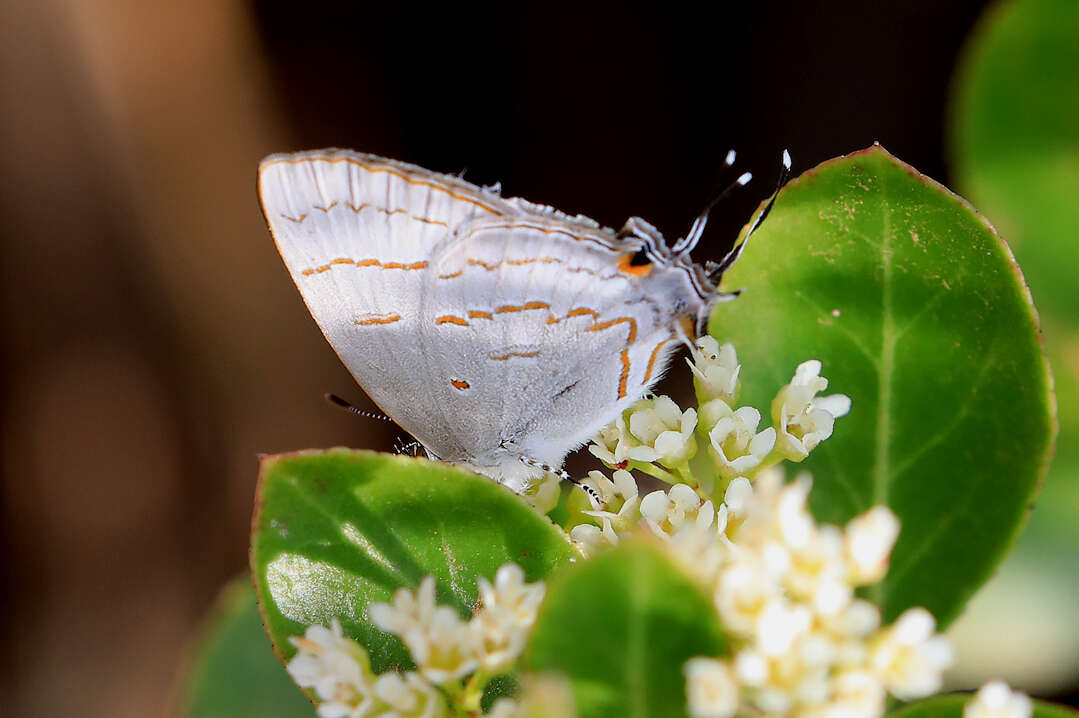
[873,191,895,509]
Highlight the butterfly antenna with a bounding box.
[708,149,792,283]
[672,149,753,255]
[325,393,394,422]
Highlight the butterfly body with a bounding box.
[259,149,728,492]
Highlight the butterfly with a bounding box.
[258,149,776,494]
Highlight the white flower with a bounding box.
[640,483,714,536]
[689,337,741,403]
[844,507,900,585]
[707,404,777,478]
[787,525,853,618]
[473,564,546,672]
[756,598,812,656]
[723,477,754,518]
[589,411,637,466]
[715,558,775,636]
[570,519,620,557]
[287,620,375,711]
[524,472,562,514]
[626,395,698,466]
[582,469,641,532]
[370,577,480,683]
[372,671,447,718]
[772,360,851,461]
[965,681,1033,718]
[868,608,953,700]
[685,657,739,718]
[827,669,887,718]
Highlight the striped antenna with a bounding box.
[673,148,752,255]
[708,149,793,282]
[518,455,604,508]
[325,393,394,422]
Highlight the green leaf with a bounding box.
[179,579,315,718]
[251,448,576,671]
[888,694,1078,718]
[709,145,1054,627]
[524,542,724,718]
[951,0,1079,319]
[947,0,1079,683]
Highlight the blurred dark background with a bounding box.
[2,1,1064,715]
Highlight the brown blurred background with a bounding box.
[1,1,1053,716]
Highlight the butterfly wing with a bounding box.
[420,208,699,471]
[258,149,510,459]
[260,149,718,487]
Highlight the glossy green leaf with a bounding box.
[946,0,1079,685]
[251,449,576,671]
[709,145,1054,627]
[524,542,724,718]
[179,579,314,718]
[951,0,1079,319]
[888,694,1078,718]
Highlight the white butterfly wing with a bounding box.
[421,211,692,470]
[260,149,719,488]
[258,150,507,458]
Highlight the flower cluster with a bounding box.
[573,338,850,555]
[287,620,446,718]
[285,338,977,718]
[571,340,953,718]
[286,563,544,717]
[682,470,953,718]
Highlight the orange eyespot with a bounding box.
[617,249,653,277]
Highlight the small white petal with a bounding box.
[815,393,852,418]
[640,490,670,523]
[749,426,776,457]
[732,405,762,429]
[723,477,754,516]
[670,483,701,510]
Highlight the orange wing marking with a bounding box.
[301,258,428,276]
[262,155,503,215]
[468,310,493,320]
[494,301,550,314]
[548,304,599,323]
[436,315,469,326]
[643,336,672,383]
[617,251,654,277]
[354,313,402,326]
[618,349,631,399]
[450,379,470,390]
[282,213,307,223]
[489,350,541,361]
[587,316,638,344]
[466,256,563,271]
